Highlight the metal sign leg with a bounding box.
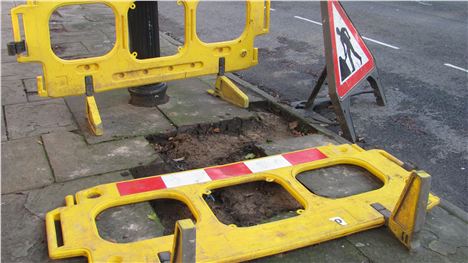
[330,95,357,142]
[367,70,387,106]
[304,66,327,109]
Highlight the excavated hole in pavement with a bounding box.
[97,111,316,242]
[204,181,303,227]
[147,111,314,171]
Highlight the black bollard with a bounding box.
[127,1,169,107]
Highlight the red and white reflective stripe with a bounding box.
[116,148,327,196]
[161,170,211,188]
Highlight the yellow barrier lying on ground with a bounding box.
[9,0,270,135]
[46,144,439,262]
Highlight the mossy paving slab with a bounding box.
[158,78,255,129]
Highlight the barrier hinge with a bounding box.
[85,75,94,96]
[7,40,26,56]
[370,202,391,225]
[218,57,225,76]
[84,75,103,136]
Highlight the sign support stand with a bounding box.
[304,66,327,109]
[320,0,386,142]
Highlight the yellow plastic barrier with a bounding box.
[46,144,439,262]
[10,0,270,134]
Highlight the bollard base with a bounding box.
[128,82,169,107]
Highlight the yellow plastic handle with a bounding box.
[45,209,62,253]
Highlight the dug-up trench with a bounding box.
[96,109,381,243]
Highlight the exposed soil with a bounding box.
[205,181,303,227]
[120,111,316,233]
[152,112,311,170]
[150,199,196,235]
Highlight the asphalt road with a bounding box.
[158,1,468,210]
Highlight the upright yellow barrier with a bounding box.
[9,0,270,135]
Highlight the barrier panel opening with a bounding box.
[49,4,116,60]
[158,1,185,56]
[204,181,303,227]
[296,164,383,198]
[128,1,185,59]
[196,0,246,43]
[96,199,195,243]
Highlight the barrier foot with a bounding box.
[384,171,431,250]
[170,219,196,263]
[85,95,103,136]
[208,75,249,108]
[84,76,103,136]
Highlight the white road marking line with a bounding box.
[270,8,276,11]
[444,63,468,73]
[361,36,400,50]
[293,15,400,50]
[294,15,322,26]
[417,1,432,6]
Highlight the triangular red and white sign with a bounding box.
[328,1,375,98]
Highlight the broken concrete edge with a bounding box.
[227,73,349,145]
[159,30,346,144]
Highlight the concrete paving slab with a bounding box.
[65,88,175,144]
[296,164,383,198]
[80,39,114,58]
[346,206,468,262]
[26,92,54,102]
[49,29,111,45]
[158,78,255,129]
[8,171,163,261]
[96,202,165,243]
[1,48,18,63]
[42,131,159,182]
[1,25,12,39]
[23,78,54,102]
[4,99,77,139]
[52,42,90,60]
[160,33,180,56]
[25,171,128,219]
[1,137,54,193]
[2,113,7,141]
[253,238,369,263]
[258,134,338,155]
[1,194,85,263]
[1,62,43,79]
[1,78,27,105]
[22,78,37,93]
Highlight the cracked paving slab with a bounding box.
[4,99,77,140]
[1,193,85,263]
[65,88,175,145]
[1,136,54,193]
[346,206,468,262]
[157,78,255,130]
[42,131,159,182]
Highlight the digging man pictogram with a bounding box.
[336,27,362,80]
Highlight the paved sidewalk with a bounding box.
[1,1,467,263]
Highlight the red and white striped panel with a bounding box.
[116,148,327,196]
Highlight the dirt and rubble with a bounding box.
[129,111,314,233]
[152,112,312,170]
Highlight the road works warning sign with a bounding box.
[320,1,386,142]
[328,1,374,98]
